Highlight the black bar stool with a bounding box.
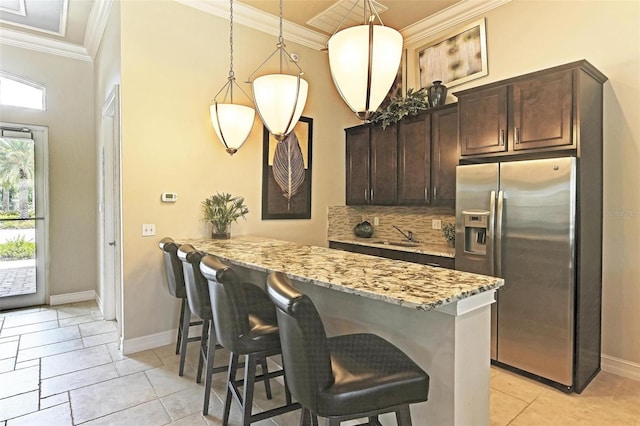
[200,255,301,426]
[158,237,202,376]
[176,244,229,414]
[266,271,430,426]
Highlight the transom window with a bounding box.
[0,72,46,111]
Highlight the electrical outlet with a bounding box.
[432,219,442,230]
[374,217,379,226]
[142,224,156,236]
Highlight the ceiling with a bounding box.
[0,0,509,61]
[238,0,462,36]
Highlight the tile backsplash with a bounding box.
[328,205,456,245]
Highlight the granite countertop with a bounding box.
[181,235,502,311]
[328,236,456,258]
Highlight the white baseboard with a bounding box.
[601,353,640,382]
[122,328,177,356]
[49,290,97,306]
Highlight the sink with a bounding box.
[372,240,421,248]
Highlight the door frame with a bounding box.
[0,122,49,310]
[98,85,123,337]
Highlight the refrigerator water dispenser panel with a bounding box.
[463,210,490,255]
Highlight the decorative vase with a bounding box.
[354,220,374,238]
[212,224,231,239]
[428,81,447,107]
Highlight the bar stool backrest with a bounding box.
[266,271,334,413]
[176,244,212,320]
[199,255,251,353]
[158,237,186,299]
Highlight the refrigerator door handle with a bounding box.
[496,190,504,277]
[488,190,496,276]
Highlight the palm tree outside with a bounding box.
[0,137,36,298]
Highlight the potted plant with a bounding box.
[442,222,456,247]
[201,192,249,239]
[369,87,430,129]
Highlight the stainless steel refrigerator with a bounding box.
[455,157,601,393]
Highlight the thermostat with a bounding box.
[161,192,178,203]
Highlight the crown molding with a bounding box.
[401,0,512,46]
[175,0,328,51]
[84,0,113,59]
[0,27,91,62]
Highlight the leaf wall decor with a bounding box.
[272,132,305,211]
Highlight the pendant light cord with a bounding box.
[228,0,235,100]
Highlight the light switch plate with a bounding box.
[374,217,379,226]
[432,219,442,230]
[142,224,156,236]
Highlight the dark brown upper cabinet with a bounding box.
[345,104,457,207]
[345,124,397,205]
[455,60,607,159]
[345,125,371,205]
[512,70,573,151]
[458,86,508,156]
[398,112,431,204]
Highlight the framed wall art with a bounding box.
[261,116,313,220]
[417,18,488,89]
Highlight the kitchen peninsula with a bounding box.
[182,235,503,425]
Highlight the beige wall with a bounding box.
[0,46,96,297]
[405,0,640,366]
[118,0,355,340]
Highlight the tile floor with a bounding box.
[1,301,639,426]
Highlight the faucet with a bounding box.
[392,225,417,242]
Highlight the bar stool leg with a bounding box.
[196,320,209,383]
[178,303,192,376]
[395,405,412,426]
[223,353,239,426]
[241,354,258,426]
[202,322,217,416]
[259,357,272,400]
[176,298,186,354]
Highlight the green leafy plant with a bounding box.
[201,192,249,236]
[0,235,35,260]
[369,87,430,129]
[442,222,456,246]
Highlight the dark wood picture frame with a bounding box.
[261,116,313,220]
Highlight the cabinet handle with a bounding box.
[433,187,437,199]
[515,127,520,144]
[364,189,368,201]
[426,262,441,268]
[371,189,374,200]
[499,129,505,146]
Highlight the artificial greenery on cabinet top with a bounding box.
[369,87,429,129]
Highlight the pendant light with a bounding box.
[248,0,308,141]
[328,0,403,121]
[210,0,255,156]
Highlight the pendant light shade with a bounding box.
[210,0,255,156]
[249,0,307,141]
[252,74,308,139]
[327,1,403,121]
[210,102,255,155]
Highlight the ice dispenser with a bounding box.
[462,210,490,255]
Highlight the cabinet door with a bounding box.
[512,70,574,151]
[459,86,508,156]
[345,126,370,205]
[431,105,458,207]
[398,113,430,205]
[370,124,398,205]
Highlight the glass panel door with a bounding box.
[0,126,47,310]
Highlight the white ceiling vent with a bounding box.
[307,0,388,34]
